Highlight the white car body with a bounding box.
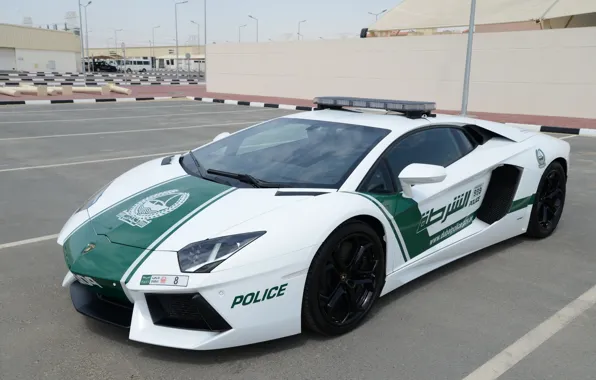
[58,101,570,350]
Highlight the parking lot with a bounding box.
[0,100,595,380]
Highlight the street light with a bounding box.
[174,0,188,78]
[460,0,477,116]
[368,9,387,21]
[152,25,160,68]
[113,28,123,55]
[204,0,207,80]
[77,0,91,73]
[191,20,200,55]
[238,24,247,42]
[297,20,306,40]
[248,15,258,42]
[82,1,92,72]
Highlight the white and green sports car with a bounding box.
[58,97,570,350]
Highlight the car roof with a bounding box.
[282,109,432,135]
[281,108,532,143]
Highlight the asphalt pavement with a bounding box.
[0,100,595,380]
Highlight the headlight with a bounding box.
[75,181,112,213]
[177,231,266,273]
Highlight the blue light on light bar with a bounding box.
[313,96,436,113]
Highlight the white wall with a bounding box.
[0,47,16,70]
[14,49,78,72]
[207,27,596,119]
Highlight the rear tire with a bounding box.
[526,161,566,238]
[302,221,385,336]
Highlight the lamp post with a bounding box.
[77,0,91,73]
[204,0,207,80]
[368,9,387,21]
[82,1,92,73]
[297,20,306,40]
[152,25,160,68]
[238,24,247,42]
[113,28,123,56]
[248,15,258,42]
[174,0,188,78]
[460,0,477,116]
[191,20,200,55]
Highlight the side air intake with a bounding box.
[476,165,522,224]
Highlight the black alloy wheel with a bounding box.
[526,161,566,238]
[302,221,385,336]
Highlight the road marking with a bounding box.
[559,135,577,140]
[0,150,189,173]
[462,283,596,380]
[0,234,59,251]
[0,108,279,125]
[0,121,253,142]
[0,103,214,114]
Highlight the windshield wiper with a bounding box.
[206,169,285,188]
[184,152,234,186]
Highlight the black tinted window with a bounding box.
[451,129,475,156]
[360,160,394,194]
[384,127,474,188]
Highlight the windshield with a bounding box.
[188,117,390,188]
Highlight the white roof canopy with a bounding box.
[370,0,596,30]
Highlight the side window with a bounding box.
[360,160,394,194]
[451,128,475,156]
[385,127,475,190]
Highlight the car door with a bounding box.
[359,125,491,270]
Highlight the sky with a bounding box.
[1,0,402,48]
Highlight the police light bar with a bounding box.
[313,96,436,116]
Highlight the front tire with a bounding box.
[302,221,386,336]
[526,161,567,238]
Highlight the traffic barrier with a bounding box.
[18,83,46,96]
[0,87,20,97]
[107,83,132,95]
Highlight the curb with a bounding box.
[1,81,201,87]
[1,93,594,137]
[504,123,596,137]
[186,97,595,137]
[0,96,186,106]
[185,96,315,111]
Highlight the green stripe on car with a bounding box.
[123,187,237,284]
[345,191,409,262]
[509,194,535,213]
[64,176,236,300]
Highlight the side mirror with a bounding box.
[398,163,447,198]
[212,132,230,142]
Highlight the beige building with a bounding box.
[0,23,81,72]
[88,45,204,59]
[364,0,596,37]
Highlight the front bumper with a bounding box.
[63,248,311,350]
[70,282,232,332]
[70,281,133,328]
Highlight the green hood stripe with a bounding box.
[122,187,237,284]
[64,175,236,303]
[64,174,188,242]
[346,191,409,262]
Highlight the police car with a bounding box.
[58,96,570,350]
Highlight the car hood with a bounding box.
[86,155,326,250]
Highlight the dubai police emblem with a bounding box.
[117,189,190,228]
